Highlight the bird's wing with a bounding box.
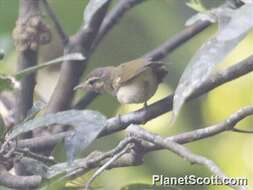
[113,58,165,87]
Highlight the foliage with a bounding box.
[172,2,253,124]
[0,0,253,190]
[7,110,107,163]
[0,74,19,91]
[186,0,207,12]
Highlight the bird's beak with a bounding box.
[73,83,86,91]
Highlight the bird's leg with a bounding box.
[116,113,123,126]
[144,101,148,110]
[141,101,149,124]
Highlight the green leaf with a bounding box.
[172,3,253,124]
[64,110,107,164]
[15,53,85,80]
[186,0,207,12]
[0,74,20,91]
[7,110,107,164]
[46,157,91,179]
[24,100,46,122]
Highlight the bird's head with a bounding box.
[74,67,114,93]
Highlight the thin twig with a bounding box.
[145,20,210,61]
[65,137,140,179]
[84,145,131,190]
[41,0,69,45]
[74,91,99,109]
[232,128,253,133]
[46,0,112,114]
[76,20,211,110]
[43,105,252,188]
[74,0,148,110]
[17,57,253,150]
[127,125,246,190]
[104,54,253,135]
[159,106,253,146]
[16,106,252,186]
[16,148,56,165]
[91,0,146,51]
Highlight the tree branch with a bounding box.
[0,164,41,189]
[62,106,252,188]
[13,105,252,189]
[46,0,112,114]
[127,125,245,190]
[61,137,143,180]
[104,54,253,135]
[84,145,131,190]
[41,0,68,45]
[85,0,246,111]
[91,0,146,51]
[144,20,210,61]
[16,55,253,150]
[74,91,99,109]
[75,19,212,110]
[73,1,245,110]
[13,0,40,125]
[163,106,253,146]
[12,0,52,176]
[73,0,148,110]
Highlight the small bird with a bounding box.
[74,58,168,108]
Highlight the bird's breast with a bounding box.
[116,69,158,104]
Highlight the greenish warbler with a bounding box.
[74,58,168,107]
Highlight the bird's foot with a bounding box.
[141,102,149,124]
[116,113,123,126]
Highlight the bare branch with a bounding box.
[41,0,69,45]
[46,0,112,114]
[76,20,211,110]
[17,131,68,151]
[13,0,40,124]
[84,145,131,190]
[16,148,56,165]
[127,125,245,190]
[44,105,252,187]
[74,91,99,109]
[17,55,253,149]
[13,0,51,176]
[145,20,210,61]
[65,0,147,111]
[0,164,41,189]
[74,1,245,110]
[14,106,252,187]
[58,137,142,179]
[91,0,146,51]
[104,54,253,135]
[163,106,253,146]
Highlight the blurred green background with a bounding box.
[0,0,252,190]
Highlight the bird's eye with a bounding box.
[88,78,98,85]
